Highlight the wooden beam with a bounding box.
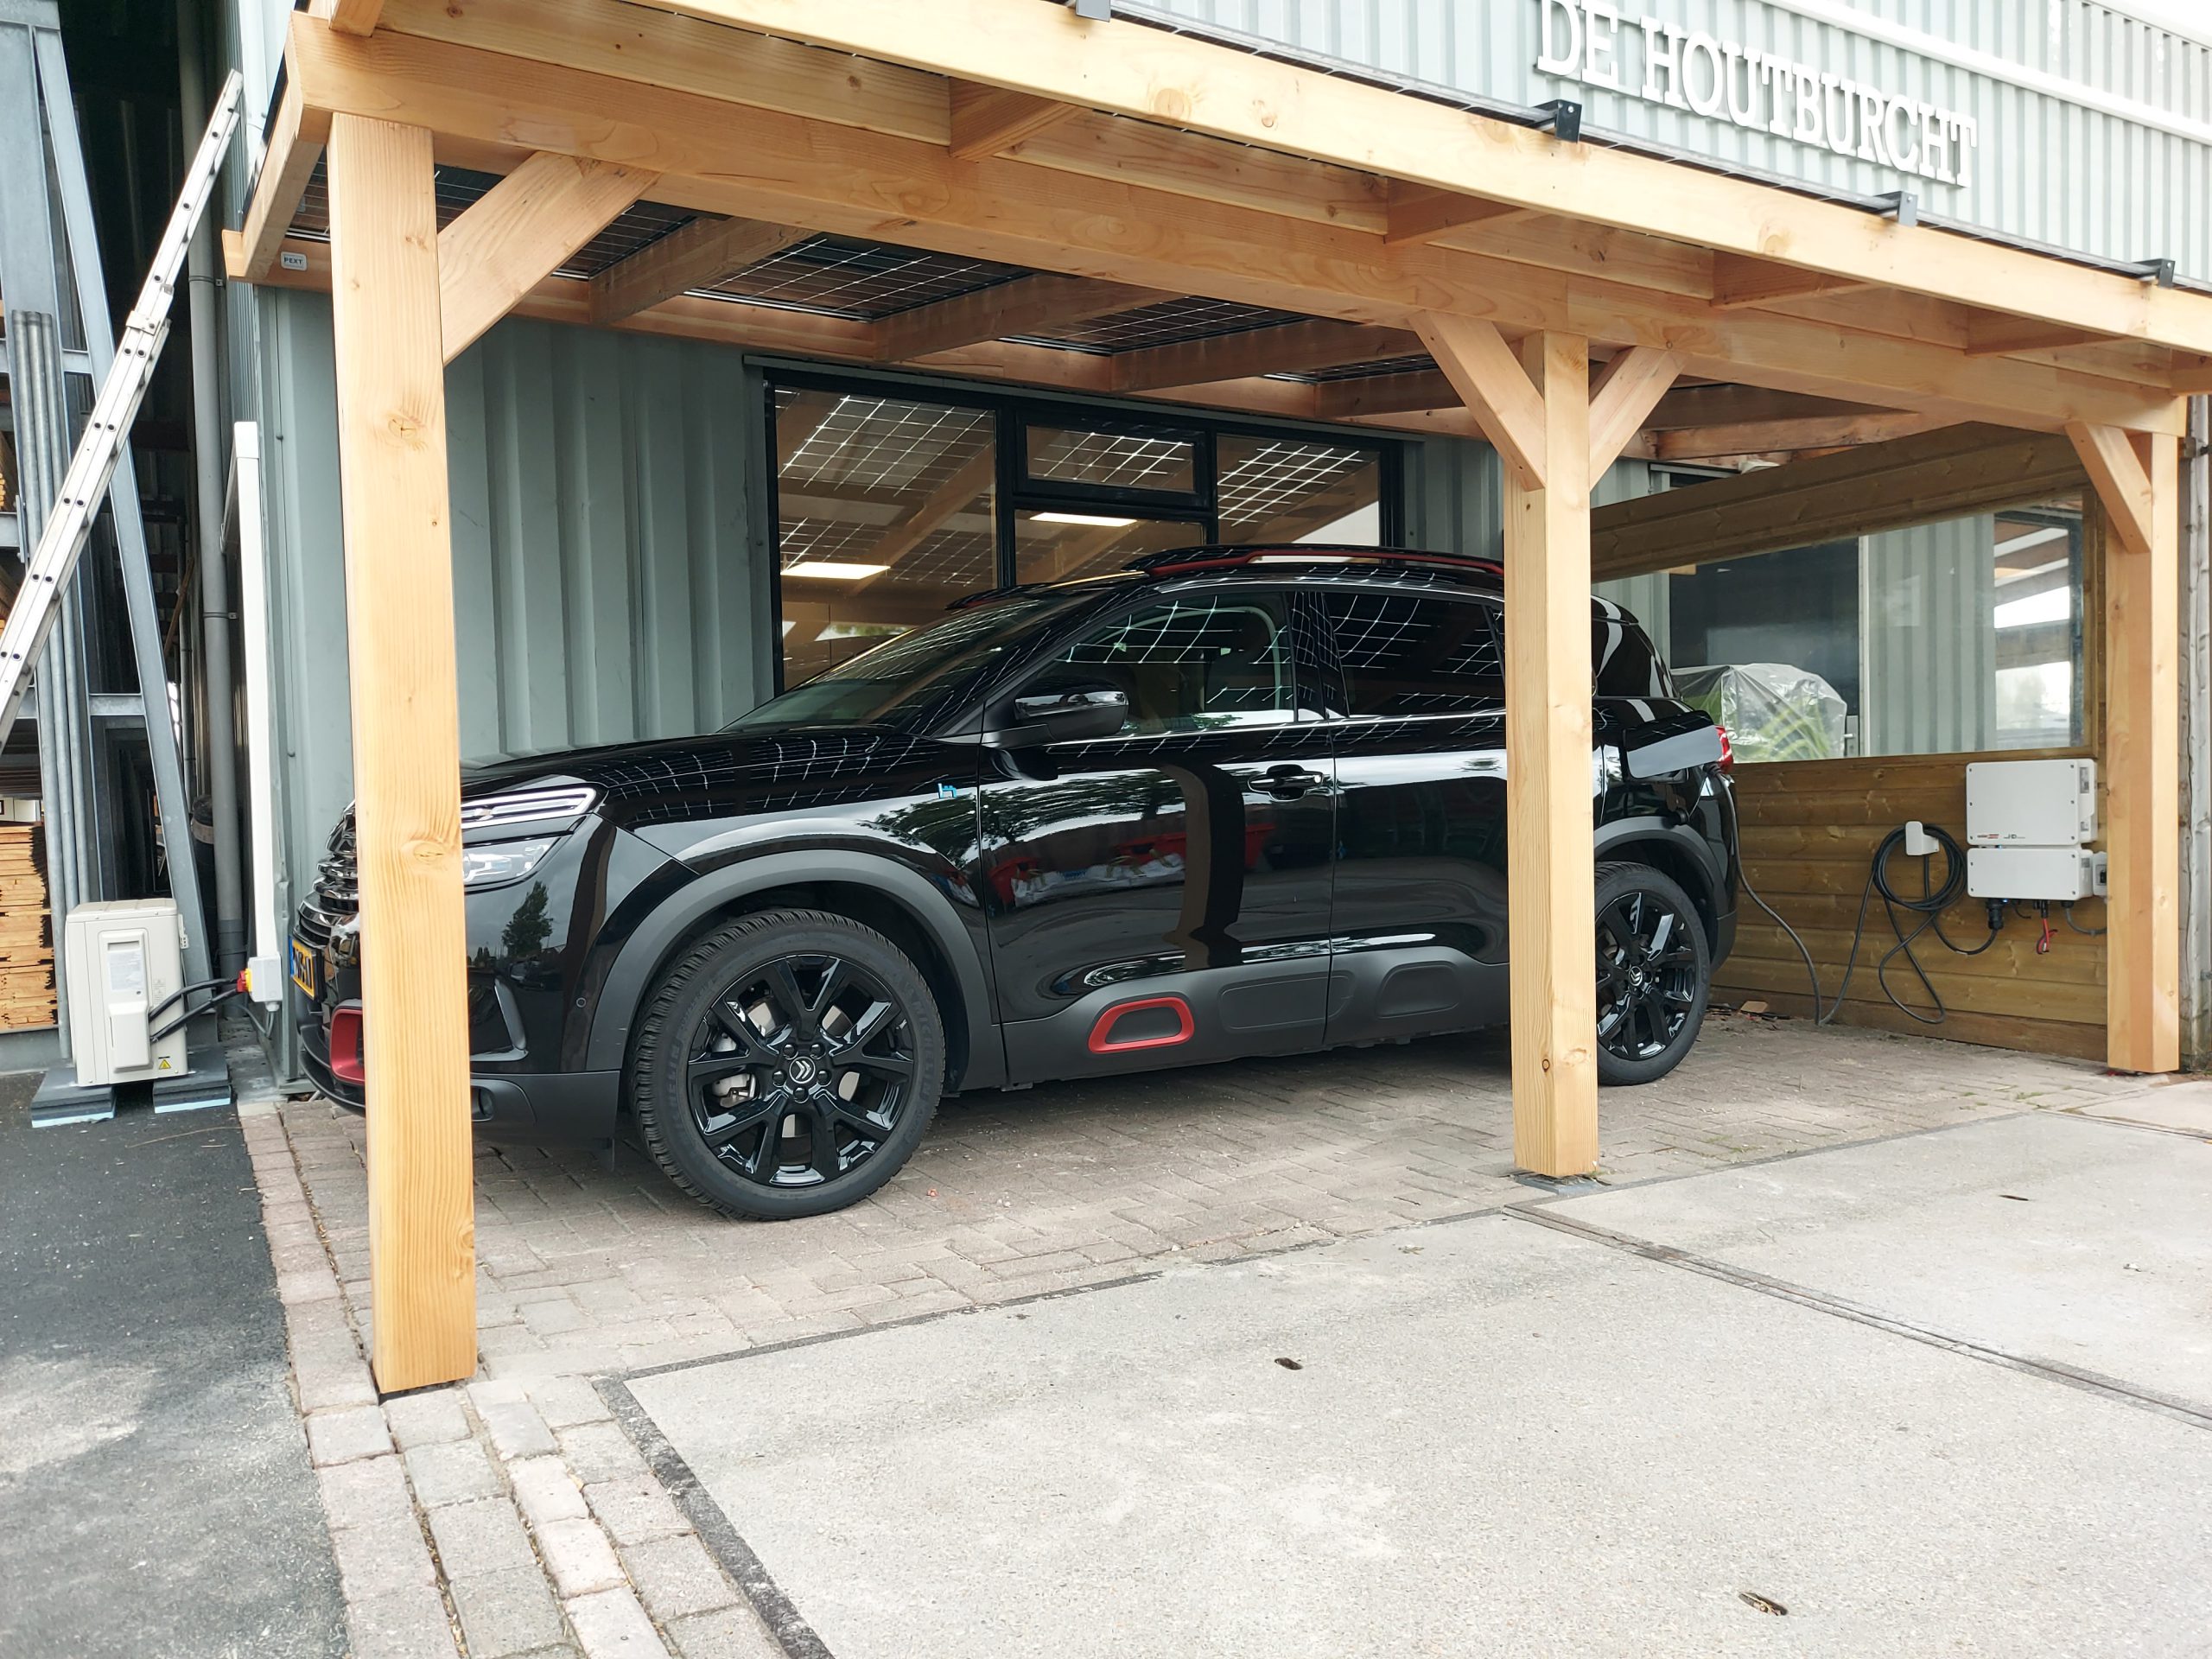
[1650,410,1948,461]
[1642,385,1897,430]
[1385,182,1529,248]
[312,0,385,35]
[236,77,329,283]
[439,151,656,360]
[1592,425,2086,581]
[324,112,474,1392]
[644,0,2212,359]
[2101,435,2182,1073]
[1414,315,1547,490]
[1504,331,1599,1177]
[1710,253,1874,309]
[285,16,2189,435]
[1587,346,1680,476]
[1113,319,1416,393]
[950,81,1077,160]
[2067,423,2158,556]
[876,271,1157,362]
[588,214,811,326]
[1313,369,1456,422]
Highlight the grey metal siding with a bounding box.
[1859,513,2000,753]
[1142,0,2212,280]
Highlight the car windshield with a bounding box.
[725,588,1100,734]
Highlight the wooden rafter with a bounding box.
[439,151,657,360]
[1413,315,1547,490]
[1651,410,1948,461]
[1112,320,1416,393]
[864,447,996,568]
[281,16,2189,435]
[1384,182,1529,248]
[235,78,329,283]
[1967,316,2113,358]
[626,0,2212,362]
[1586,346,1680,476]
[588,215,811,326]
[949,81,1077,159]
[1642,385,1897,429]
[1710,253,1874,310]
[876,272,1157,362]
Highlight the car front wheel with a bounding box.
[1592,861,1711,1086]
[629,908,945,1219]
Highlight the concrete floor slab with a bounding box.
[2069,1077,2212,1137]
[1543,1112,2212,1412]
[628,1204,2212,1659]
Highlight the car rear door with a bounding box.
[971,586,1338,1079]
[1306,583,1514,1047]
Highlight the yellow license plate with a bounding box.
[290,937,320,997]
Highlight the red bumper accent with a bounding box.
[1087,995,1195,1054]
[327,1003,366,1084]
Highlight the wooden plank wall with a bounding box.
[1719,753,2108,1059]
[0,823,55,1030]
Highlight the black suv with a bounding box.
[294,547,1738,1218]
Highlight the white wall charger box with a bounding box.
[1964,758,2097,849]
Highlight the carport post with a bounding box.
[1414,317,1601,1176]
[326,113,478,1391]
[2069,422,2183,1074]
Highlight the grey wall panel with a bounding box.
[1860,514,1999,753]
[1143,0,2212,279]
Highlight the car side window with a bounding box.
[1319,590,1503,717]
[1024,594,1297,736]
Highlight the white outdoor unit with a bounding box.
[1964,759,2104,903]
[62,899,188,1087]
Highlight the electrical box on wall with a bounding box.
[1965,759,2097,849]
[62,899,188,1088]
[1964,759,2100,901]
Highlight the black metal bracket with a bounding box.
[2131,257,2177,288]
[1869,190,1919,228]
[1533,99,1583,143]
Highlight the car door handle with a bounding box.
[1251,766,1327,799]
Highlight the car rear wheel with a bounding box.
[629,908,944,1219]
[1592,861,1711,1086]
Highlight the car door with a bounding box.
[973,587,1338,1079]
[1307,583,1515,1046]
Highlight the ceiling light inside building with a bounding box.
[785,560,889,580]
[1032,512,1138,528]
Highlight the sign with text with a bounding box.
[1536,0,1980,188]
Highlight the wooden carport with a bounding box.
[233,0,2203,1390]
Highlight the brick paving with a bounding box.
[250,1014,2159,1656]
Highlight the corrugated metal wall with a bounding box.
[251,294,768,968]
[1141,0,2211,280]
[1860,514,2000,753]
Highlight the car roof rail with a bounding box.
[944,583,1045,611]
[1125,544,1505,579]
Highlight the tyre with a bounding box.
[1592,861,1711,1086]
[629,908,945,1219]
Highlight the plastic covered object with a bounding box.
[1672,663,1847,764]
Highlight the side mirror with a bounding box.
[983,683,1128,747]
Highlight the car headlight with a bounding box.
[461,837,559,889]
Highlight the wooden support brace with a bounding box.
[1414,314,1548,490]
[2096,428,2182,1073]
[1503,331,1599,1176]
[588,214,812,326]
[439,151,657,361]
[2067,422,2158,556]
[950,81,1079,159]
[1385,182,1530,247]
[325,112,476,1392]
[311,0,385,35]
[1587,346,1681,476]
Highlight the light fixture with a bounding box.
[784,560,889,581]
[1033,512,1138,528]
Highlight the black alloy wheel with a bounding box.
[631,909,945,1218]
[1592,861,1711,1086]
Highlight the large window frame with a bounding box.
[762,367,1406,692]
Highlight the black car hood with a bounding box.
[461,726,967,833]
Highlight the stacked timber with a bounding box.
[0,823,55,1029]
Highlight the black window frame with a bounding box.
[762,367,1408,691]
